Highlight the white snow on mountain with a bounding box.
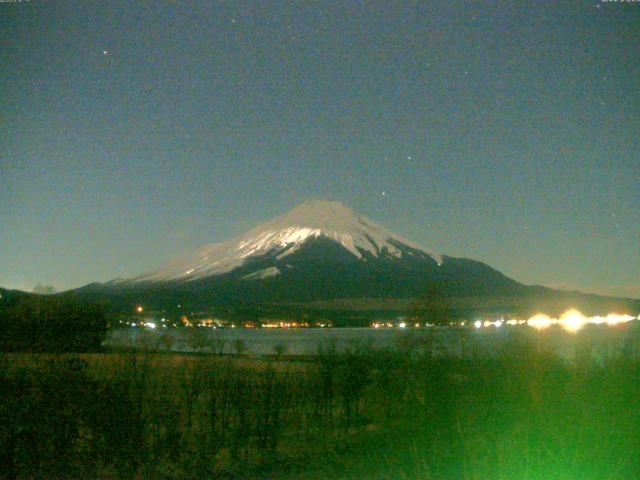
[241,267,281,281]
[131,200,442,282]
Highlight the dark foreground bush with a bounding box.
[0,296,107,352]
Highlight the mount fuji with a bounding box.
[132,199,445,283]
[69,200,637,318]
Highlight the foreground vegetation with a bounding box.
[0,296,107,352]
[1,328,640,480]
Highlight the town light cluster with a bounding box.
[474,309,637,333]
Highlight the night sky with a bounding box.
[1,1,638,297]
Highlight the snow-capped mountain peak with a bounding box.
[132,199,442,282]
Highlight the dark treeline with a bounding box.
[1,332,640,479]
[0,296,107,352]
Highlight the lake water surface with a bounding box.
[105,323,640,361]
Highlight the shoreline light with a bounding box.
[470,309,638,333]
[527,314,553,330]
[558,309,587,333]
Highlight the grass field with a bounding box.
[2,329,640,479]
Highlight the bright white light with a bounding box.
[605,313,635,326]
[528,314,553,330]
[521,309,635,333]
[146,322,156,329]
[462,310,637,331]
[558,309,587,333]
[398,322,406,329]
